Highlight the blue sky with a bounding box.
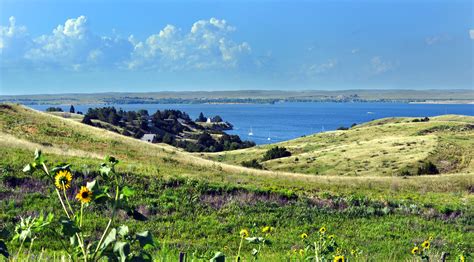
[0,0,473,95]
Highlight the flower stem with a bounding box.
[80,203,84,228]
[62,182,75,216]
[236,236,244,262]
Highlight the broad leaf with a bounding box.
[117,225,129,237]
[210,252,225,262]
[121,186,135,197]
[101,228,116,250]
[136,231,154,250]
[113,241,130,262]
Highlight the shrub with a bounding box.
[417,161,439,175]
[262,146,291,161]
[241,159,263,169]
[45,107,63,112]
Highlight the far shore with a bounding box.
[409,100,474,105]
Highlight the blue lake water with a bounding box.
[30,103,474,145]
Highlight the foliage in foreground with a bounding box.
[1,151,472,261]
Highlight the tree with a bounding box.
[196,112,207,122]
[197,132,215,148]
[46,107,63,112]
[82,115,93,125]
[69,105,75,113]
[162,133,175,144]
[212,115,223,122]
[417,161,439,175]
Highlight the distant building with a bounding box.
[141,134,156,143]
[206,118,212,123]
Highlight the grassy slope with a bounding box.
[204,115,474,176]
[1,104,473,260]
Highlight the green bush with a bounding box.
[262,146,291,161]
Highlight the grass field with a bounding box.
[0,104,473,261]
[204,115,474,177]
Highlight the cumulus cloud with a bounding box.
[370,56,394,74]
[303,59,338,77]
[127,18,251,70]
[0,16,29,62]
[1,16,252,71]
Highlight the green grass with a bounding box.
[204,115,474,176]
[0,104,473,261]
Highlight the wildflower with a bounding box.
[54,170,72,190]
[411,246,419,255]
[76,186,93,203]
[319,226,326,234]
[328,234,335,241]
[333,255,345,262]
[262,226,273,234]
[240,229,249,238]
[299,249,304,256]
[300,233,308,239]
[351,249,356,256]
[460,254,465,262]
[421,241,430,249]
[428,235,434,241]
[336,247,342,254]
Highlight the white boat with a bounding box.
[248,127,254,136]
[267,133,271,141]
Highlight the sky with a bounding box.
[0,0,473,95]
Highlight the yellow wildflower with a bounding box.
[411,246,419,255]
[299,249,304,256]
[319,226,326,234]
[54,170,72,190]
[300,233,308,239]
[76,186,93,203]
[421,241,430,249]
[333,255,345,262]
[240,229,249,238]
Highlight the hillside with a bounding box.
[204,115,474,176]
[0,104,473,261]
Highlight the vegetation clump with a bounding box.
[241,159,264,169]
[417,161,439,175]
[45,107,63,112]
[262,146,292,161]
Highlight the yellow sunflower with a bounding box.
[328,234,335,241]
[333,255,345,262]
[319,226,326,234]
[428,235,434,241]
[239,229,249,238]
[300,233,308,239]
[421,241,430,249]
[54,170,72,190]
[460,254,465,262]
[76,186,93,203]
[411,246,419,255]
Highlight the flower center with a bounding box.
[82,192,89,198]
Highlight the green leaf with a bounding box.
[245,237,265,244]
[0,240,9,258]
[86,180,98,193]
[135,231,154,250]
[34,149,43,162]
[22,163,33,173]
[251,248,259,256]
[113,241,130,262]
[121,186,135,197]
[210,252,225,262]
[101,228,116,250]
[117,225,129,237]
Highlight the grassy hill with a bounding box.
[204,115,474,176]
[0,104,472,261]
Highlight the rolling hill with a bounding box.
[204,115,474,176]
[0,103,472,261]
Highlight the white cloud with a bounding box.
[303,59,338,77]
[470,29,474,40]
[425,34,451,45]
[370,56,394,74]
[0,16,29,58]
[127,17,251,70]
[351,48,359,54]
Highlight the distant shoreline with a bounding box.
[409,100,474,105]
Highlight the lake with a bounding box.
[30,102,474,145]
